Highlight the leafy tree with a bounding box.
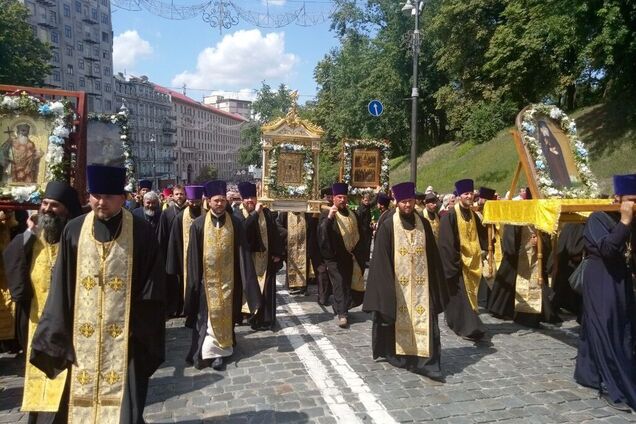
[194,165,217,184]
[0,0,51,86]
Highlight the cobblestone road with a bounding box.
[2,271,636,423]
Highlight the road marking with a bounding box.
[277,278,397,424]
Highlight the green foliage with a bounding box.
[194,165,218,183]
[462,100,517,144]
[0,0,51,86]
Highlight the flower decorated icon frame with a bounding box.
[0,87,83,206]
[341,139,390,196]
[514,104,599,199]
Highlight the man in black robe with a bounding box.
[125,179,152,211]
[318,183,366,328]
[29,165,166,423]
[185,180,260,370]
[166,185,204,318]
[549,223,584,318]
[374,192,392,234]
[132,190,162,236]
[438,179,488,343]
[355,191,377,268]
[575,174,636,412]
[363,182,449,381]
[234,182,282,330]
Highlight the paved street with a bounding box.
[2,271,636,423]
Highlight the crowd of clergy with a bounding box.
[0,163,634,422]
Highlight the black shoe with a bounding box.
[211,357,225,371]
[600,392,632,413]
[194,358,211,370]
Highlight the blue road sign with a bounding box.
[368,100,384,117]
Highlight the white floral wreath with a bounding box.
[520,104,599,198]
[0,92,75,203]
[342,139,391,196]
[88,105,136,192]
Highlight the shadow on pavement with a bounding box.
[0,386,22,412]
[442,345,497,378]
[152,410,310,424]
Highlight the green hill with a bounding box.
[390,104,636,196]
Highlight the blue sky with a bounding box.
[110,2,340,103]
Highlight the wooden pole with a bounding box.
[537,231,543,286]
[508,161,523,199]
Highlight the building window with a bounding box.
[101,12,108,24]
[101,32,108,42]
[106,100,112,111]
[93,46,99,56]
[91,8,97,21]
[102,50,108,59]
[68,82,74,90]
[65,45,73,56]
[105,83,111,93]
[77,41,83,52]
[64,25,72,38]
[52,51,59,63]
[104,66,110,76]
[51,31,59,43]
[78,59,84,70]
[75,1,81,13]
[53,70,61,82]
[79,77,85,87]
[95,81,101,90]
[63,4,71,17]
[67,64,74,75]
[49,10,57,24]
[93,63,99,73]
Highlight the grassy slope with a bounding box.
[390,104,636,195]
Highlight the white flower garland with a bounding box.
[520,104,599,198]
[342,139,391,196]
[268,143,314,198]
[0,92,75,203]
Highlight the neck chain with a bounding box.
[93,217,123,262]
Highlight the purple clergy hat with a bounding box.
[377,193,390,207]
[185,185,204,200]
[392,182,416,202]
[613,174,636,195]
[332,183,349,196]
[87,165,126,195]
[454,179,474,195]
[479,187,497,201]
[204,180,227,197]
[237,182,257,198]
[139,179,152,190]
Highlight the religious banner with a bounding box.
[516,104,599,199]
[341,139,390,195]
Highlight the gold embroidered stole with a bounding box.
[454,203,482,312]
[392,213,430,357]
[493,224,503,270]
[182,208,195,299]
[514,226,542,313]
[0,224,15,340]
[203,212,234,349]
[22,235,67,412]
[334,209,364,291]
[70,210,133,424]
[239,206,268,314]
[287,212,307,289]
[422,211,440,240]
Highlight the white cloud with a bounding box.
[208,89,257,102]
[113,30,153,71]
[171,29,298,89]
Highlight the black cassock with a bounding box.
[165,206,201,317]
[185,212,260,368]
[159,204,187,317]
[29,211,166,424]
[549,223,584,318]
[234,208,283,330]
[318,208,366,316]
[3,230,39,353]
[437,206,487,339]
[355,199,376,268]
[363,210,449,378]
[486,226,561,328]
[574,212,636,410]
[132,206,162,237]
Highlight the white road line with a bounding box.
[277,278,398,424]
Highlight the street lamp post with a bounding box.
[402,0,422,185]
[150,134,157,189]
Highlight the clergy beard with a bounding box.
[144,208,155,217]
[40,212,67,244]
[189,205,201,215]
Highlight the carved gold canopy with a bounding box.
[261,91,324,148]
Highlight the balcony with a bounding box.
[35,0,56,6]
[83,52,99,62]
[85,69,102,80]
[82,14,98,25]
[83,33,99,44]
[37,16,56,28]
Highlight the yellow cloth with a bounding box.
[0,217,17,341]
[421,211,440,240]
[240,205,268,314]
[334,210,364,292]
[70,210,134,423]
[287,212,307,289]
[482,199,613,235]
[392,213,430,357]
[514,227,542,314]
[454,204,482,312]
[22,235,67,412]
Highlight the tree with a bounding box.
[194,165,218,184]
[0,0,51,86]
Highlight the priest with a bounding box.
[3,181,81,421]
[234,182,283,330]
[438,179,488,343]
[421,192,440,240]
[166,185,204,318]
[132,190,162,236]
[318,183,366,328]
[29,165,166,423]
[185,180,260,371]
[363,182,449,380]
[575,174,636,412]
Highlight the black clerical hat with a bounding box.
[87,165,126,195]
[204,180,227,197]
[43,181,82,218]
[139,179,152,190]
[237,182,257,198]
[614,174,636,195]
